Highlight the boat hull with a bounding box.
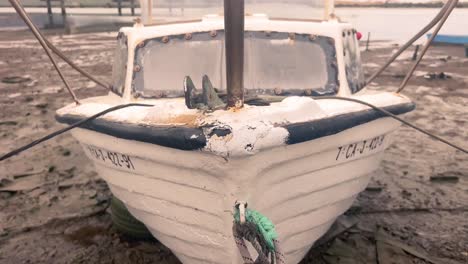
[427,33,468,45]
[69,116,400,264]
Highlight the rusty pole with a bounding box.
[224,0,244,109]
[117,0,122,16]
[46,0,54,27]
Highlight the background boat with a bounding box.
[426,33,468,45]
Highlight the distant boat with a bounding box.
[427,33,468,45]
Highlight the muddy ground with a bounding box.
[0,30,466,264]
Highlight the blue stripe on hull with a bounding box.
[56,102,415,150]
[55,114,207,150]
[285,102,415,145]
[427,34,468,45]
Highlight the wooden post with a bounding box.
[365,32,371,51]
[117,0,122,16]
[60,0,66,17]
[46,0,54,26]
[130,0,135,16]
[412,45,420,61]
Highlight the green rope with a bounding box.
[234,207,278,250]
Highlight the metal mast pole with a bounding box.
[224,0,245,109]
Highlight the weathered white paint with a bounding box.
[55,15,414,264]
[58,90,411,264]
[57,92,411,157]
[67,114,400,264]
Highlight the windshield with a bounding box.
[140,0,326,24]
[132,30,338,98]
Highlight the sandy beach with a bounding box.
[0,18,467,264]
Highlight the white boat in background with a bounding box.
[54,0,415,263]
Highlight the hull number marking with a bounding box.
[336,135,385,161]
[85,144,135,170]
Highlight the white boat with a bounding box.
[54,1,414,263]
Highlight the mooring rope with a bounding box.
[315,96,467,154]
[1,95,465,162]
[364,0,457,87]
[0,104,153,161]
[397,0,459,93]
[9,0,80,104]
[233,202,285,264]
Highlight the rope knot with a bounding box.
[233,201,285,264]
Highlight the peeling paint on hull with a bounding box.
[66,114,403,263]
[56,99,414,155]
[55,92,414,263]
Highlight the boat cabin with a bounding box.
[110,2,365,103]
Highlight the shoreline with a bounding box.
[1,3,468,8]
[336,3,468,8]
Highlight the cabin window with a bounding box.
[244,32,338,96]
[343,30,365,93]
[132,30,338,98]
[133,31,225,98]
[111,34,128,96]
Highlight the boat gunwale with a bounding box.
[55,102,415,151]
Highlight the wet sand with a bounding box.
[0,31,467,263]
